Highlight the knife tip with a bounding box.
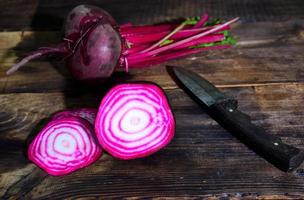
[166,65,185,85]
[166,65,179,75]
[166,65,184,74]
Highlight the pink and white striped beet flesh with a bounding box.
[52,108,97,125]
[28,117,102,176]
[95,83,175,159]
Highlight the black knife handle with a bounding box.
[208,100,304,172]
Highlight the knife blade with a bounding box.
[170,66,304,172]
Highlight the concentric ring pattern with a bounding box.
[28,117,102,176]
[95,83,175,159]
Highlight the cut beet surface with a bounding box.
[95,83,175,160]
[28,116,102,176]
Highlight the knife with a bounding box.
[169,66,304,172]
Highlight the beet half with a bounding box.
[95,83,175,159]
[28,116,102,176]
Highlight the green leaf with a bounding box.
[189,31,237,49]
[222,30,229,37]
[160,39,174,46]
[191,43,215,48]
[204,18,221,26]
[184,16,201,25]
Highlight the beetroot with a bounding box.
[28,116,102,176]
[64,5,117,38]
[95,83,175,159]
[64,5,121,81]
[52,108,97,125]
[7,5,238,82]
[8,5,121,81]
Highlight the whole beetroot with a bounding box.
[7,5,238,82]
[8,5,121,82]
[64,5,121,81]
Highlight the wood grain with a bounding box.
[0,20,303,50]
[0,20,303,94]
[0,0,304,30]
[0,83,304,199]
[1,40,304,93]
[1,0,304,199]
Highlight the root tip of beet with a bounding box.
[6,67,16,75]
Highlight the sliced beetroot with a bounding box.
[95,83,175,159]
[52,108,97,125]
[28,117,102,176]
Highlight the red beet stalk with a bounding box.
[128,45,231,67]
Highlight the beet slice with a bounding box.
[28,117,102,176]
[95,83,175,159]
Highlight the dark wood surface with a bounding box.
[1,0,304,30]
[0,1,304,199]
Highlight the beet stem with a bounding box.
[128,17,239,60]
[124,57,129,72]
[128,45,230,67]
[124,25,229,46]
[193,14,209,29]
[6,47,65,75]
[148,17,238,55]
[140,22,186,53]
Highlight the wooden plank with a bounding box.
[0,40,303,93]
[1,1,303,199]
[0,83,304,198]
[0,0,304,30]
[0,20,303,93]
[0,31,61,50]
[0,20,303,50]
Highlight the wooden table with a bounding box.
[1,1,304,199]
